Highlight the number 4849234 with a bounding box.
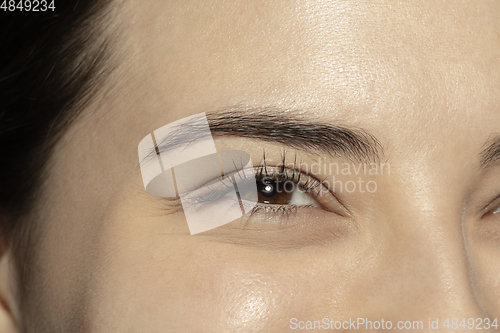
[443,318,498,330]
[1,0,55,11]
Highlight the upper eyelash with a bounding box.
[169,150,328,224]
[245,169,321,222]
[249,150,325,197]
[194,161,323,206]
[255,166,322,198]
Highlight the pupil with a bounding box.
[260,180,276,198]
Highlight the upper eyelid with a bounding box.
[189,155,353,218]
[235,165,335,208]
[482,194,500,217]
[185,165,323,205]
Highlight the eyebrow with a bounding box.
[481,136,500,168]
[206,107,383,162]
[146,107,383,165]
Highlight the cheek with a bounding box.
[70,192,378,333]
[82,241,312,332]
[78,220,367,332]
[467,244,500,317]
[205,266,297,331]
[465,220,500,318]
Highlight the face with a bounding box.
[21,0,500,331]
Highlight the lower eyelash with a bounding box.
[252,204,299,216]
[242,204,317,227]
[249,204,316,216]
[164,150,326,225]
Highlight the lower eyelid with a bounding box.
[162,165,342,221]
[202,206,354,248]
[240,201,322,227]
[251,204,316,217]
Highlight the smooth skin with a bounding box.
[1,0,500,332]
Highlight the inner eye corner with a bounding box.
[482,206,500,219]
[478,195,500,220]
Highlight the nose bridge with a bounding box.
[376,181,491,328]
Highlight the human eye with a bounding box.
[237,164,344,219]
[481,195,500,218]
[175,151,350,231]
[486,199,500,216]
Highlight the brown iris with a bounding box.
[256,177,294,204]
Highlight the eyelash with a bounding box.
[166,150,335,226]
[220,151,326,221]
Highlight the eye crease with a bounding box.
[201,150,342,222]
[164,150,339,226]
[482,195,500,218]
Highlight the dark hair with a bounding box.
[0,0,121,328]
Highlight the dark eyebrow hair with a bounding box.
[206,107,383,163]
[143,107,384,166]
[481,136,500,168]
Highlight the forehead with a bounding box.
[67,0,500,190]
[120,0,500,129]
